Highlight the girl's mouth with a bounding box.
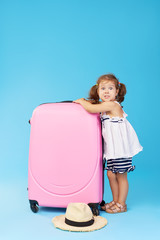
[104,95,110,99]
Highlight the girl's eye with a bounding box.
[109,87,113,90]
[101,87,105,90]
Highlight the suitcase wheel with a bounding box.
[92,207,100,216]
[100,200,106,207]
[29,200,39,213]
[30,204,39,213]
[88,203,99,216]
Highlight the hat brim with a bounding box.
[52,215,107,232]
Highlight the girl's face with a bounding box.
[98,80,119,102]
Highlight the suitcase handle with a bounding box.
[60,101,73,103]
[39,101,73,106]
[28,101,73,124]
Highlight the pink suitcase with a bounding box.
[28,102,104,215]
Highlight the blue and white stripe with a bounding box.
[104,157,135,173]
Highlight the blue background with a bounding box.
[1,0,160,239]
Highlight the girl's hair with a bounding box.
[88,74,127,104]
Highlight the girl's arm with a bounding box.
[73,98,115,113]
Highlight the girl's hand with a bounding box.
[73,98,86,104]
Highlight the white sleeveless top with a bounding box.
[100,102,143,160]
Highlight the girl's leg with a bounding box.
[107,171,119,203]
[106,172,128,213]
[116,172,128,206]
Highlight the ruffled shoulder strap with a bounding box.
[114,101,120,105]
[123,111,128,118]
[114,101,128,118]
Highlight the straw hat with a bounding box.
[52,203,108,232]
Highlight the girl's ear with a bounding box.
[116,89,119,96]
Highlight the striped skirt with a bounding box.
[104,157,135,173]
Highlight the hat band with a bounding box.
[65,217,94,227]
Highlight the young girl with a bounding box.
[73,74,143,214]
